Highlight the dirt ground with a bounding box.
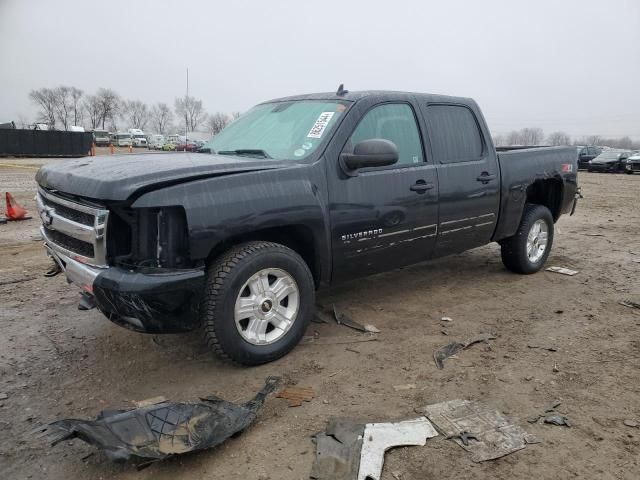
[0,159,639,480]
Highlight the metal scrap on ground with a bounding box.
[332,305,380,334]
[526,400,571,427]
[33,376,280,464]
[619,300,640,310]
[310,417,438,480]
[277,386,315,407]
[546,266,579,276]
[433,333,496,369]
[419,399,534,462]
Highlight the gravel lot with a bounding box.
[1,159,639,479]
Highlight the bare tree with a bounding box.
[520,128,544,145]
[205,112,230,135]
[122,100,150,129]
[505,130,521,145]
[546,131,571,146]
[16,114,30,129]
[52,86,73,130]
[492,134,506,147]
[69,87,84,126]
[84,95,103,130]
[581,135,602,146]
[29,88,57,128]
[503,128,545,145]
[174,96,205,132]
[150,103,173,134]
[96,88,122,130]
[231,111,241,120]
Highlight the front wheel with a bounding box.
[201,241,315,365]
[500,204,554,274]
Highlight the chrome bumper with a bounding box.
[44,234,105,293]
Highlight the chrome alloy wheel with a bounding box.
[234,268,300,345]
[526,219,549,263]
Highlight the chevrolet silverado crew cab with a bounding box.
[36,89,579,365]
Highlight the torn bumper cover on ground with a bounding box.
[34,376,280,463]
[310,417,437,480]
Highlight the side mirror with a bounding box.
[340,139,399,174]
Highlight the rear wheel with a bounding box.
[201,241,315,365]
[500,204,554,274]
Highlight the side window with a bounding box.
[349,103,423,166]
[426,105,483,163]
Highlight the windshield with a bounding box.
[203,100,349,160]
[595,151,621,160]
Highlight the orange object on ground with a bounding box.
[109,143,114,154]
[128,144,132,153]
[91,142,96,156]
[276,386,315,407]
[5,192,29,220]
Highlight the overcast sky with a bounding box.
[1,0,638,139]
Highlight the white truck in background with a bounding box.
[128,128,148,148]
[147,134,166,150]
[111,132,133,147]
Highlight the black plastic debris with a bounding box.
[311,418,364,480]
[34,376,280,463]
[433,333,496,369]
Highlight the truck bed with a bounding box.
[494,146,578,241]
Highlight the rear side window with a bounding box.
[349,103,423,166]
[426,105,483,163]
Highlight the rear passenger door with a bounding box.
[421,103,500,256]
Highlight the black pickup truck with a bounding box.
[36,90,579,365]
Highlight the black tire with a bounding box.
[625,170,634,175]
[500,204,554,274]
[201,241,315,365]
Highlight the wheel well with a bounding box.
[206,225,320,286]
[525,179,563,221]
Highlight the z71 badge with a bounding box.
[341,229,382,242]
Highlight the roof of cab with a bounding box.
[263,90,474,106]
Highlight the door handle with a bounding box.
[410,181,435,193]
[476,172,496,183]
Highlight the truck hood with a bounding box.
[36,153,296,201]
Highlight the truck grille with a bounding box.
[40,194,95,226]
[43,226,95,258]
[36,187,109,267]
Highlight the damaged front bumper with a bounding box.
[45,241,205,333]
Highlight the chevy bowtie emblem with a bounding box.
[40,207,54,227]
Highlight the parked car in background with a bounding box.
[576,145,602,169]
[147,134,166,150]
[625,152,640,175]
[111,132,133,147]
[161,141,176,151]
[92,129,111,146]
[175,141,200,152]
[587,150,632,173]
[128,129,148,148]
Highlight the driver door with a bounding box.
[328,102,439,282]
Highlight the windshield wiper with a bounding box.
[217,149,272,159]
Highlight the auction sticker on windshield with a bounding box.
[307,112,335,139]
